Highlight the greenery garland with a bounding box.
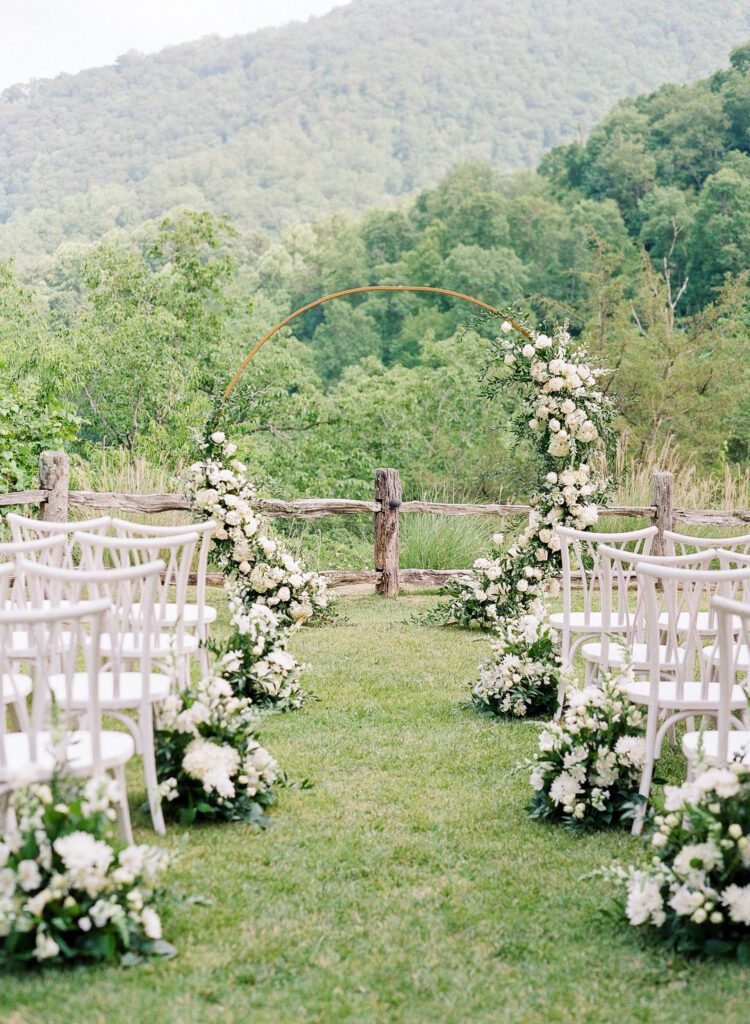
[442,317,615,717]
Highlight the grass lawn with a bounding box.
[2,594,749,1024]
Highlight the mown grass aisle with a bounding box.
[2,596,748,1024]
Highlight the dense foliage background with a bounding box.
[2,0,750,266]
[2,6,750,555]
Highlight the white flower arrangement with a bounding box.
[184,432,330,632]
[603,764,750,958]
[434,317,614,720]
[216,592,306,711]
[155,674,280,825]
[0,777,170,967]
[184,429,331,712]
[473,600,565,718]
[442,320,613,634]
[524,669,646,829]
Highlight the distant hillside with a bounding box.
[2,0,750,263]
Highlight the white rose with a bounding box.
[210,431,226,444]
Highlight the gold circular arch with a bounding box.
[222,284,532,405]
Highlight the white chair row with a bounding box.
[0,564,144,842]
[554,523,750,832]
[0,511,219,838]
[2,512,217,676]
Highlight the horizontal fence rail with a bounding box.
[1,453,749,595]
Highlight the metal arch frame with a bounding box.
[222,284,531,405]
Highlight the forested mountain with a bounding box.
[2,0,750,265]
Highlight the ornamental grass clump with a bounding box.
[605,764,750,959]
[0,777,170,968]
[524,670,646,830]
[155,674,280,825]
[473,600,564,718]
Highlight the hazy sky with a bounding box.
[1,0,351,90]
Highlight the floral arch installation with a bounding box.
[221,284,532,405]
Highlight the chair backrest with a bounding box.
[6,513,112,569]
[712,594,750,764]
[637,561,750,704]
[19,557,166,704]
[0,598,110,785]
[554,525,657,647]
[0,536,67,607]
[111,518,216,629]
[664,529,750,557]
[597,546,717,654]
[73,531,199,653]
[0,562,15,620]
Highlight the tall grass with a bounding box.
[607,439,750,539]
[70,450,193,529]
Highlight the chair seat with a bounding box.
[1,729,134,782]
[49,671,172,710]
[582,641,675,669]
[682,729,750,764]
[659,610,717,635]
[702,643,750,672]
[548,611,629,633]
[0,673,32,704]
[99,631,198,658]
[622,678,748,711]
[132,601,217,628]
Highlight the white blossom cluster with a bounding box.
[0,778,169,966]
[473,600,564,718]
[218,593,306,710]
[607,765,750,953]
[445,320,612,636]
[525,671,646,828]
[156,673,280,822]
[185,430,329,631]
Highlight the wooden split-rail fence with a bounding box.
[1,453,749,597]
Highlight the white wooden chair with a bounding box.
[551,524,657,710]
[0,596,135,841]
[112,518,217,674]
[664,529,750,557]
[630,561,750,833]
[20,556,171,834]
[0,563,33,729]
[682,594,750,771]
[73,530,200,683]
[581,546,718,682]
[7,512,112,567]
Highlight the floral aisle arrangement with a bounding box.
[473,599,565,718]
[182,430,331,713]
[443,319,614,633]
[523,670,646,829]
[155,674,281,825]
[185,431,330,630]
[0,777,170,967]
[215,596,306,710]
[605,765,750,958]
[437,316,615,718]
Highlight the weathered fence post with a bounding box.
[651,470,674,556]
[39,451,70,522]
[374,468,401,597]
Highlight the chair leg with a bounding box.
[9,697,29,733]
[139,707,166,836]
[198,639,210,679]
[113,765,134,845]
[632,707,659,836]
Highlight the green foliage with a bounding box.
[0,262,80,488]
[2,0,750,268]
